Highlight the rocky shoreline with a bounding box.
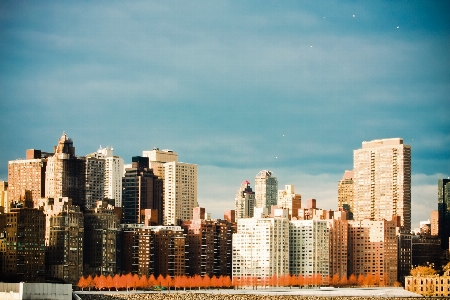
[76,294,429,300]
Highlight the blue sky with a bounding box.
[1,1,449,228]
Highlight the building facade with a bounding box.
[438,178,450,250]
[255,170,278,212]
[163,161,197,225]
[0,207,46,282]
[353,138,411,232]
[232,208,289,284]
[234,180,255,220]
[45,133,86,209]
[289,219,329,281]
[327,218,349,280]
[39,197,84,284]
[278,185,301,219]
[348,219,398,286]
[338,170,354,219]
[83,200,119,276]
[122,156,163,224]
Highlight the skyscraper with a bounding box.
[234,180,255,220]
[122,156,163,224]
[45,133,86,209]
[338,170,354,219]
[163,161,197,225]
[353,138,411,231]
[255,170,278,212]
[438,178,450,250]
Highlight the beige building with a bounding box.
[338,170,354,217]
[0,181,7,212]
[405,271,450,297]
[431,210,439,236]
[39,197,83,284]
[7,149,50,208]
[348,219,398,286]
[353,138,411,231]
[163,161,197,225]
[278,185,301,219]
[328,218,349,280]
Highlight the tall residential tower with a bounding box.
[255,170,278,212]
[353,138,411,232]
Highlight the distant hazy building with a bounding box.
[438,178,450,250]
[353,138,411,232]
[255,170,278,212]
[39,197,83,284]
[163,161,197,225]
[278,185,301,219]
[232,208,289,284]
[122,156,163,224]
[431,210,439,236]
[7,149,51,208]
[0,206,46,282]
[338,170,354,219]
[45,133,86,209]
[289,219,329,280]
[234,180,255,220]
[83,200,119,276]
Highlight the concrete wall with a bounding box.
[0,282,71,300]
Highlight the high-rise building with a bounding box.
[327,218,349,280]
[353,138,411,231]
[122,156,163,224]
[438,179,450,250]
[182,208,235,277]
[0,181,7,212]
[278,185,301,219]
[45,133,86,209]
[7,149,51,208]
[142,148,178,178]
[289,219,329,281]
[163,161,197,225]
[83,200,119,276]
[232,208,289,284]
[0,206,46,282]
[234,180,255,220]
[348,219,398,286]
[85,147,124,208]
[39,197,83,284]
[255,170,278,212]
[338,170,354,219]
[117,224,185,277]
[397,232,413,284]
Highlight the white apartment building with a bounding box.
[235,180,255,220]
[278,185,301,219]
[163,161,197,225]
[232,208,289,283]
[353,138,411,231]
[255,170,278,212]
[289,219,329,281]
[97,146,124,207]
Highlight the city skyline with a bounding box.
[1,1,449,229]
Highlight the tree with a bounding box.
[77,276,88,291]
[223,276,232,288]
[86,275,94,291]
[156,274,166,288]
[202,274,211,289]
[339,274,347,287]
[166,275,174,290]
[348,274,357,287]
[95,275,107,291]
[410,265,437,277]
[138,275,148,290]
[125,273,134,291]
[357,274,365,286]
[113,274,122,291]
[443,262,450,273]
[297,274,305,288]
[148,274,156,288]
[105,275,114,291]
[193,274,202,290]
[331,273,340,287]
